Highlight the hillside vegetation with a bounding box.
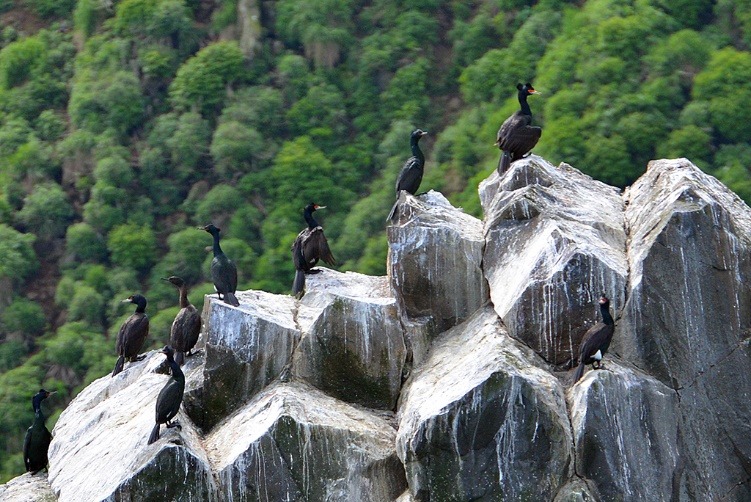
[1,0,751,481]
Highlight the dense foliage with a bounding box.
[2,0,751,481]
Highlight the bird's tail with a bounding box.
[111,355,125,377]
[573,362,585,383]
[293,270,306,299]
[147,423,161,445]
[224,292,240,307]
[498,151,511,175]
[174,351,185,366]
[387,200,399,223]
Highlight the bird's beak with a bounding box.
[121,298,132,303]
[47,391,57,396]
[160,277,170,282]
[317,205,327,210]
[530,90,541,94]
[422,131,429,135]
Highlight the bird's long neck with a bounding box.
[167,356,185,383]
[519,93,532,116]
[304,210,319,230]
[134,299,147,314]
[211,232,223,256]
[33,409,46,424]
[410,136,424,162]
[601,304,614,325]
[178,286,190,308]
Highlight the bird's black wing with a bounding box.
[171,307,201,354]
[292,230,310,271]
[495,112,527,148]
[303,228,337,267]
[506,125,542,159]
[121,313,149,359]
[23,426,32,471]
[155,379,185,424]
[395,156,424,195]
[579,322,614,364]
[211,255,238,294]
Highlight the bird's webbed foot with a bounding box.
[593,360,602,370]
[187,349,201,357]
[166,420,182,430]
[132,354,147,362]
[308,269,322,275]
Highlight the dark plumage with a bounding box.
[112,294,149,377]
[23,389,55,474]
[292,203,337,298]
[495,83,542,174]
[574,294,615,383]
[147,346,185,445]
[387,129,428,221]
[162,276,202,366]
[199,224,239,307]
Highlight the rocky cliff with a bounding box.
[2,157,750,502]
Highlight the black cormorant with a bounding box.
[199,224,240,307]
[112,294,150,377]
[387,129,428,221]
[162,276,202,366]
[495,83,542,174]
[147,346,185,445]
[292,203,337,298]
[574,294,615,383]
[23,389,55,474]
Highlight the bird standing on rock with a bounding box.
[23,389,55,474]
[112,294,149,377]
[162,276,202,366]
[574,294,615,383]
[147,346,185,444]
[199,224,240,307]
[495,83,542,174]
[292,203,337,299]
[388,129,428,222]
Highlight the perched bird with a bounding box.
[292,203,337,298]
[199,224,239,307]
[112,294,149,377]
[23,389,55,474]
[573,294,615,383]
[495,83,542,174]
[162,276,202,366]
[387,129,428,222]
[147,346,185,445]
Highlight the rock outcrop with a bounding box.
[4,156,751,502]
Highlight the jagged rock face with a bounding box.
[397,307,573,501]
[619,158,751,500]
[206,382,406,501]
[0,473,56,502]
[480,156,628,368]
[569,364,680,501]
[201,291,300,429]
[388,190,488,335]
[293,270,406,410]
[47,353,217,502]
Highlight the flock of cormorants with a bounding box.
[22,83,615,477]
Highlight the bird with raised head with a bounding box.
[573,294,615,383]
[23,389,56,474]
[112,294,149,377]
[199,224,239,307]
[162,276,202,366]
[495,83,542,174]
[147,346,185,445]
[292,203,337,299]
[387,129,428,222]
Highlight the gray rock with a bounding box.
[293,269,406,410]
[387,190,488,335]
[47,351,217,502]
[480,156,628,368]
[201,292,300,429]
[552,479,597,502]
[206,381,407,502]
[619,159,751,500]
[569,363,680,501]
[0,473,56,502]
[397,307,572,501]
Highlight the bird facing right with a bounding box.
[573,294,615,383]
[111,294,150,377]
[495,83,542,174]
[387,128,428,222]
[23,389,55,474]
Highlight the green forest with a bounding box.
[2,0,751,482]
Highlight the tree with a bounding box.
[17,183,74,239]
[107,223,158,273]
[0,224,37,286]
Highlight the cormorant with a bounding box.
[112,294,150,377]
[495,83,542,174]
[23,389,55,474]
[199,224,240,307]
[573,294,615,383]
[147,346,185,445]
[387,129,428,222]
[162,276,202,366]
[292,203,337,298]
